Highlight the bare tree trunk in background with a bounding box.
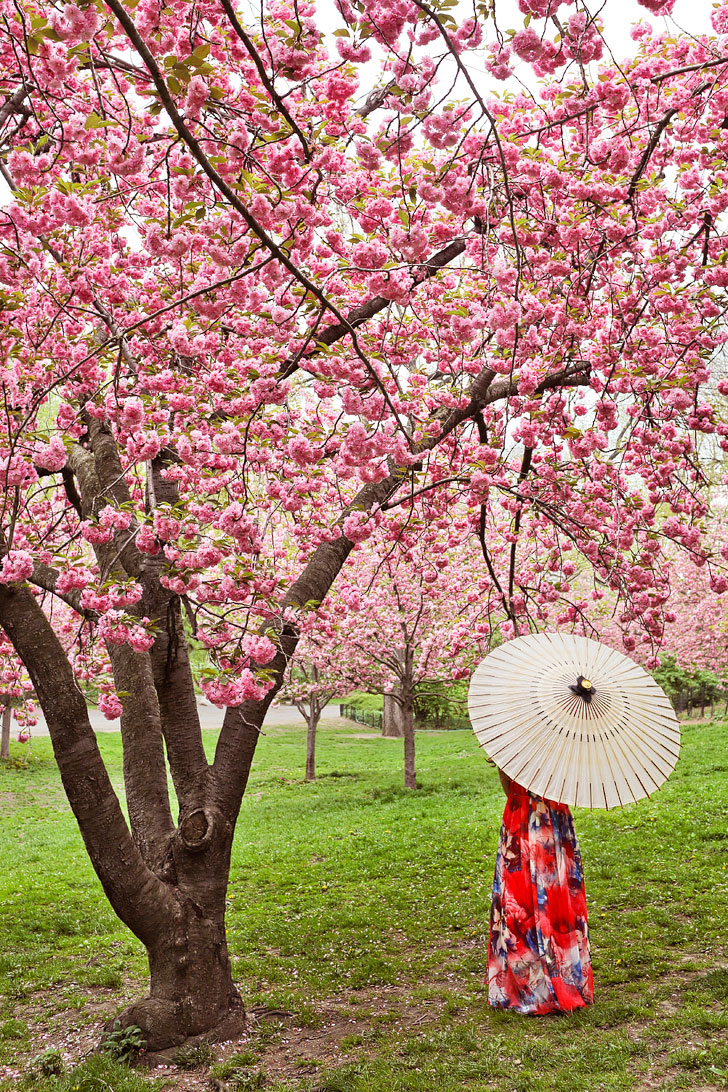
[305,702,321,781]
[388,648,417,789]
[381,649,417,787]
[401,654,416,790]
[382,691,405,737]
[0,703,11,759]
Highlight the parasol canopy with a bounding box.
[468,632,680,809]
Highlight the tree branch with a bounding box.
[67,426,143,580]
[216,0,311,160]
[280,235,468,379]
[28,561,94,617]
[137,451,208,812]
[0,83,33,128]
[105,640,176,867]
[651,56,728,84]
[102,0,365,341]
[0,581,173,945]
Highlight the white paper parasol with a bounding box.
[468,632,680,809]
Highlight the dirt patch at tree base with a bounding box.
[5,961,728,1092]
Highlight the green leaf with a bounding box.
[84,112,116,130]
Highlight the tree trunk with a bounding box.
[0,580,250,1051]
[305,705,320,781]
[118,896,241,1051]
[115,802,244,1051]
[402,688,416,790]
[382,691,405,737]
[0,703,10,759]
[400,648,416,789]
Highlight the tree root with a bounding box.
[105,993,246,1059]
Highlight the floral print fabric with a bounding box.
[487,785,593,1015]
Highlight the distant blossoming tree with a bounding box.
[279,634,355,781]
[306,516,494,787]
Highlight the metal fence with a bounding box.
[339,704,471,731]
[339,704,383,730]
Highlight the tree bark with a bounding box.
[119,901,241,1051]
[402,688,416,790]
[382,692,405,737]
[305,705,319,781]
[400,647,417,789]
[118,804,242,1050]
[0,703,10,759]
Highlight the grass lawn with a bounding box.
[0,717,726,1091]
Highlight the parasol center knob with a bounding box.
[569,674,596,703]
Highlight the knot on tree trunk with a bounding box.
[178,807,216,852]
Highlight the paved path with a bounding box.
[30,702,343,736]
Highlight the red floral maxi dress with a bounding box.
[487,784,594,1014]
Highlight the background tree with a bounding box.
[279,630,355,781]
[660,546,728,680]
[0,631,36,758]
[325,518,493,787]
[0,0,727,1048]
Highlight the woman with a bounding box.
[487,768,593,1015]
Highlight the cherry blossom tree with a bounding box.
[1,0,728,1048]
[659,542,728,679]
[319,517,493,787]
[0,631,36,757]
[279,631,355,781]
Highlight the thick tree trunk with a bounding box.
[0,703,10,759]
[118,881,242,1050]
[0,582,245,1050]
[382,692,405,737]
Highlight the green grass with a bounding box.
[0,719,726,1091]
